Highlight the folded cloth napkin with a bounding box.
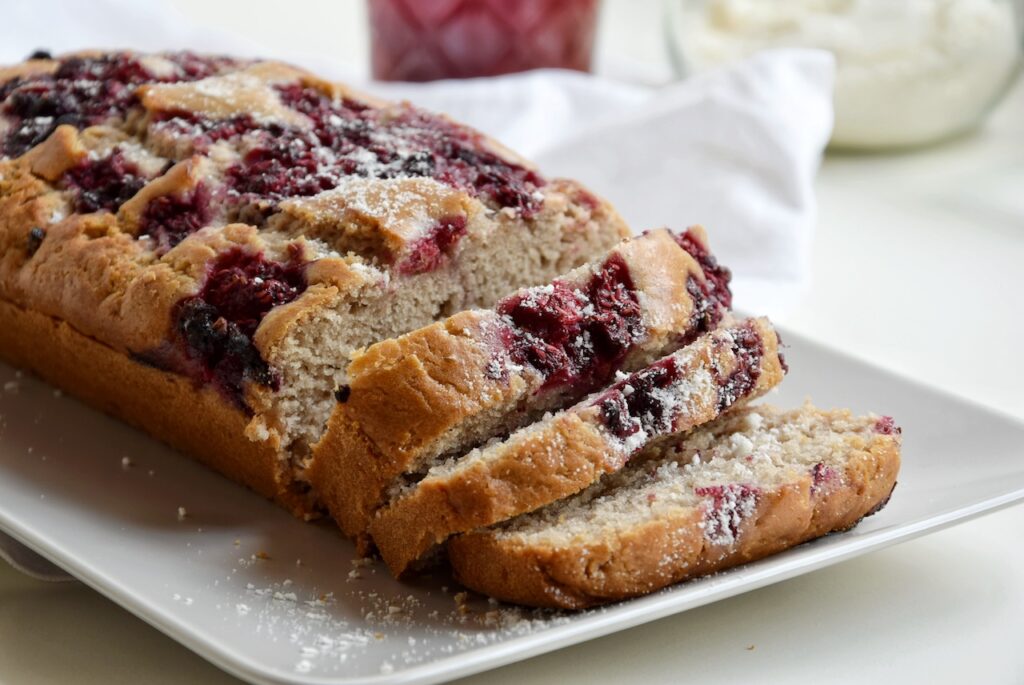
[0,1,833,577]
[369,54,835,313]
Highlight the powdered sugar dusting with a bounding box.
[493,404,889,550]
[291,175,448,238]
[494,252,644,393]
[694,483,759,546]
[218,569,574,677]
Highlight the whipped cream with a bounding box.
[676,0,1021,148]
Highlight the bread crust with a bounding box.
[370,318,787,575]
[0,296,310,514]
[448,431,901,609]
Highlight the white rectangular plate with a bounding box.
[1,328,1023,685]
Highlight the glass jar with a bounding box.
[666,0,1024,150]
[368,0,600,82]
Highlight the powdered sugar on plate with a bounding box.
[209,556,572,676]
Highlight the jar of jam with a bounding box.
[369,0,600,81]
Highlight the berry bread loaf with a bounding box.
[371,316,787,575]
[0,51,629,515]
[308,226,732,540]
[448,404,901,609]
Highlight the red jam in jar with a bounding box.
[369,0,599,81]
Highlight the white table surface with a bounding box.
[2,2,1022,683]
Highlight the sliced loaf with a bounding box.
[448,404,901,609]
[370,316,786,575]
[309,226,732,538]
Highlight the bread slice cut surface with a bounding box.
[310,226,734,537]
[448,403,901,609]
[371,316,787,575]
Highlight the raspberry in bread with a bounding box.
[308,226,732,539]
[369,316,787,575]
[448,404,901,609]
[0,51,629,515]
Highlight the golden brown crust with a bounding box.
[0,296,309,514]
[20,125,87,181]
[272,177,479,261]
[341,314,513,459]
[370,318,787,576]
[370,412,612,576]
[0,159,69,303]
[116,156,211,234]
[0,60,57,84]
[138,62,311,127]
[448,433,901,609]
[305,410,384,549]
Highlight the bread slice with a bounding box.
[309,226,733,539]
[0,51,629,516]
[370,316,786,575]
[448,404,901,609]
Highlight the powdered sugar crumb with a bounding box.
[218,567,573,678]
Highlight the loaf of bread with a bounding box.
[448,404,901,608]
[370,316,787,575]
[309,225,733,541]
[0,51,903,610]
[0,51,629,516]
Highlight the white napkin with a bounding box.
[370,55,835,313]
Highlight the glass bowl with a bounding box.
[665,0,1024,150]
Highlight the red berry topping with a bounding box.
[174,247,307,405]
[695,483,760,545]
[0,52,234,158]
[138,183,213,252]
[213,85,544,217]
[674,228,731,343]
[713,321,766,411]
[398,216,468,275]
[874,416,900,435]
[62,149,148,213]
[495,253,643,393]
[810,462,837,493]
[594,356,681,446]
